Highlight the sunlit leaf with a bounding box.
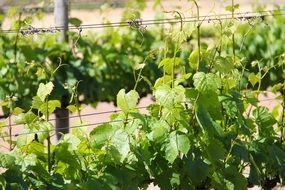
[37,82,54,102]
[117,89,139,114]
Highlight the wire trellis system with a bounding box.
[0,118,136,138]
[0,9,284,34]
[0,96,282,129]
[1,95,283,138]
[0,105,149,129]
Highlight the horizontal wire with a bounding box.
[0,105,149,128]
[0,118,136,138]
[1,95,283,138]
[0,9,284,34]
[0,96,281,129]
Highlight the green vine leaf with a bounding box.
[188,50,199,69]
[0,153,15,168]
[117,89,139,114]
[164,131,179,164]
[195,104,224,136]
[177,134,190,154]
[214,56,234,73]
[39,100,61,117]
[205,138,226,163]
[198,92,222,120]
[164,132,190,164]
[185,156,209,186]
[90,124,117,148]
[193,72,221,93]
[154,85,185,108]
[253,107,276,137]
[158,57,181,74]
[15,111,38,124]
[148,119,169,143]
[32,96,44,109]
[36,82,54,101]
[154,75,172,88]
[111,129,130,162]
[248,73,260,87]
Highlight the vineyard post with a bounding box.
[54,0,69,140]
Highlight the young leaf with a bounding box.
[248,73,260,87]
[66,105,77,113]
[154,85,185,108]
[205,138,226,163]
[111,129,130,162]
[253,107,276,137]
[158,58,181,74]
[117,89,139,114]
[69,17,82,27]
[32,96,44,109]
[39,100,61,117]
[148,119,169,143]
[185,156,210,186]
[193,72,221,93]
[90,124,117,148]
[37,121,53,142]
[195,104,224,136]
[164,131,179,164]
[15,111,38,124]
[189,50,199,69]
[177,134,190,154]
[154,75,172,88]
[13,107,24,115]
[37,82,54,101]
[214,56,234,73]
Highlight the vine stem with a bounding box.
[74,81,83,124]
[232,0,236,64]
[14,12,22,63]
[172,44,178,88]
[133,67,143,91]
[224,140,235,163]
[8,114,12,151]
[281,89,285,143]
[46,96,51,174]
[193,0,201,71]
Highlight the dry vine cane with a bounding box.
[128,18,147,46]
[19,25,59,36]
[71,27,83,56]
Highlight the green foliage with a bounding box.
[0,3,285,190]
[117,89,139,114]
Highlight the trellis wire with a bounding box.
[0,9,284,34]
[0,96,282,130]
[0,105,149,128]
[0,118,136,138]
[1,95,283,138]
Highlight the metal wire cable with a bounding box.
[0,96,281,130]
[0,8,284,34]
[1,94,282,138]
[0,105,149,128]
[0,118,136,138]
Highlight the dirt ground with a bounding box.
[1,0,285,189]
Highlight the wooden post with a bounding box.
[54,0,68,42]
[54,0,69,140]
